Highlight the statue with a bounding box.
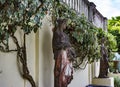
[98,37,109,78]
[52,19,76,87]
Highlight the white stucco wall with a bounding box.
[69,65,89,87]
[37,15,90,87]
[0,29,36,87]
[93,13,104,29]
[0,52,24,87]
[0,13,104,87]
[37,15,54,87]
[92,60,100,78]
[0,15,89,87]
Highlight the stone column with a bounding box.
[88,2,96,22]
[103,17,108,32]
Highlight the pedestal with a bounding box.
[92,77,114,87]
[108,73,120,78]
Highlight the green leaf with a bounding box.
[0,0,5,4]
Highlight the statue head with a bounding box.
[57,19,68,30]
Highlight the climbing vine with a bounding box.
[0,1,117,87]
[52,1,117,69]
[51,2,100,68]
[97,28,117,60]
[0,0,50,87]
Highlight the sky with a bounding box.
[88,0,120,19]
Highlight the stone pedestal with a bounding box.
[108,73,120,78]
[92,77,114,87]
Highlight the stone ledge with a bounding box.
[92,77,114,87]
[108,73,120,78]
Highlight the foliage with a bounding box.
[0,0,48,35]
[114,77,120,87]
[52,2,101,68]
[97,28,117,60]
[108,16,120,53]
[0,0,50,87]
[97,28,117,72]
[68,15,100,66]
[52,2,117,69]
[0,0,50,51]
[109,61,115,72]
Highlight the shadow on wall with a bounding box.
[41,25,54,87]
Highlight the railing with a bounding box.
[60,0,107,30]
[60,0,81,13]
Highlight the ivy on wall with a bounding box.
[97,28,117,61]
[51,2,100,68]
[52,1,117,69]
[0,1,117,87]
[0,0,50,87]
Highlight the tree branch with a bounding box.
[11,35,21,49]
[11,34,36,87]
[0,46,17,52]
[35,3,43,14]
